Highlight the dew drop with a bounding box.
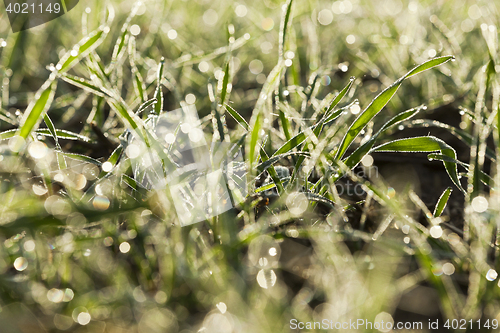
[256,269,277,289]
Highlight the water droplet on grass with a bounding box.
[14,257,28,271]
[256,269,277,289]
[486,269,498,281]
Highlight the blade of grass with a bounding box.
[17,76,58,141]
[372,136,464,192]
[57,26,111,74]
[335,56,454,160]
[225,104,249,130]
[154,58,165,115]
[433,187,452,217]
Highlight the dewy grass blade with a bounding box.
[273,129,308,156]
[279,0,294,60]
[344,106,423,169]
[427,153,493,187]
[135,99,157,116]
[256,151,309,174]
[249,112,263,173]
[98,145,124,178]
[259,148,285,195]
[373,136,464,192]
[335,56,454,160]
[225,104,249,130]
[405,119,496,161]
[324,77,355,115]
[108,1,141,73]
[57,26,111,74]
[154,58,165,115]
[61,152,102,166]
[278,103,292,141]
[36,129,91,142]
[129,37,147,103]
[0,129,16,141]
[60,73,108,97]
[433,187,452,217]
[18,76,58,141]
[43,114,60,148]
[219,61,231,107]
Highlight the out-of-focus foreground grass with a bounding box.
[0,0,500,332]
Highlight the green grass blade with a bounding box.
[36,129,91,142]
[373,136,464,192]
[154,58,165,115]
[279,0,294,59]
[428,153,493,186]
[278,104,292,141]
[59,73,107,97]
[406,55,455,78]
[135,98,157,115]
[324,77,355,115]
[42,114,59,148]
[99,145,124,178]
[335,56,454,160]
[62,152,102,166]
[128,37,147,103]
[0,129,16,141]
[57,27,110,73]
[108,2,141,74]
[433,187,452,217]
[256,151,309,174]
[259,148,284,195]
[220,61,231,107]
[404,119,498,160]
[344,106,423,169]
[249,112,263,172]
[273,130,307,157]
[303,192,335,209]
[18,77,58,141]
[225,104,249,130]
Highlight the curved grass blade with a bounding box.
[259,148,284,195]
[256,151,309,174]
[344,106,423,169]
[372,136,464,192]
[62,152,102,166]
[60,73,108,97]
[129,37,148,103]
[324,77,355,115]
[57,26,110,73]
[154,58,165,115]
[42,114,59,148]
[0,129,16,140]
[219,61,231,107]
[433,187,452,217]
[249,112,263,172]
[428,153,493,187]
[36,129,91,142]
[18,76,58,141]
[335,56,454,160]
[135,98,157,116]
[303,192,335,209]
[405,119,496,161]
[225,104,249,130]
[279,0,294,59]
[273,128,310,156]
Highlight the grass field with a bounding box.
[1,0,500,332]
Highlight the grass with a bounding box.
[0,0,500,332]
